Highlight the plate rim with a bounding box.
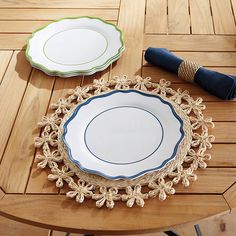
[25,16,125,76]
[62,89,185,180]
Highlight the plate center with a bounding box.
[43,28,107,66]
[84,106,163,165]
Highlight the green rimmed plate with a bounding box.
[26,16,125,77]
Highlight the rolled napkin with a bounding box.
[144,47,236,100]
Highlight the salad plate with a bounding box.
[26,16,124,77]
[62,90,185,180]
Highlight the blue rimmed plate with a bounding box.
[62,90,185,180]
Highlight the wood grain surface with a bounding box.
[0,194,229,234]
[189,0,214,34]
[168,0,190,34]
[210,0,236,34]
[0,0,235,234]
[145,0,167,34]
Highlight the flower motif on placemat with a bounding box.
[134,76,152,91]
[169,88,190,104]
[168,165,197,187]
[67,180,94,203]
[181,97,206,115]
[38,114,62,131]
[92,187,121,209]
[36,149,62,169]
[93,78,110,94]
[111,75,132,89]
[185,149,211,170]
[148,178,175,201]
[67,86,91,103]
[121,185,148,207]
[34,126,58,148]
[48,165,74,188]
[190,114,214,131]
[152,79,172,96]
[192,130,215,150]
[50,98,74,115]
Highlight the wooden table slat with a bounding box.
[204,102,236,121]
[0,69,54,193]
[111,0,145,77]
[224,182,236,212]
[189,0,214,34]
[210,0,236,34]
[232,0,236,23]
[168,0,190,34]
[212,122,236,143]
[0,50,13,83]
[0,215,49,236]
[145,0,167,34]
[0,9,118,21]
[0,194,230,234]
[0,0,120,9]
[0,20,117,33]
[208,144,236,166]
[175,168,236,193]
[0,51,31,161]
[144,35,236,51]
[0,34,29,49]
[0,188,4,200]
[26,163,59,194]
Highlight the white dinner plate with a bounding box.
[26,16,124,77]
[62,90,185,180]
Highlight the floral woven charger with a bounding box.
[35,75,215,209]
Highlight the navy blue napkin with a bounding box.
[144,47,236,100]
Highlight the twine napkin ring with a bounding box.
[178,60,202,83]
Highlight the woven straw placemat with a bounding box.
[34,75,214,209]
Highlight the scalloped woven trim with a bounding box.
[34,75,215,208]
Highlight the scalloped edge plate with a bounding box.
[62,90,185,180]
[26,16,125,77]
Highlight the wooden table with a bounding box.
[0,0,236,234]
